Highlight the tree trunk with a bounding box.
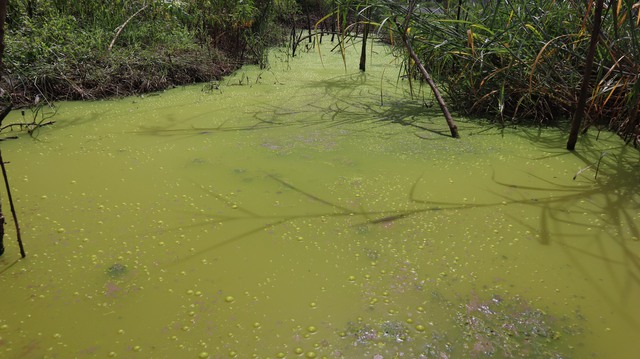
[291,14,298,56]
[359,14,369,71]
[330,15,336,42]
[307,12,312,43]
[0,148,25,257]
[567,0,604,151]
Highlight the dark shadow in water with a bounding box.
[408,166,640,329]
[504,123,639,254]
[465,119,640,330]
[139,70,639,330]
[129,69,459,142]
[6,107,109,141]
[131,95,314,139]
[487,158,640,329]
[134,118,290,138]
[166,174,449,268]
[0,257,23,275]
[298,73,455,138]
[267,174,353,213]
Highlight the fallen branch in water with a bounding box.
[0,101,57,138]
[0,121,55,135]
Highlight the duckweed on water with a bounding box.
[340,292,577,358]
[344,320,410,346]
[105,263,128,278]
[0,42,637,358]
[455,294,577,358]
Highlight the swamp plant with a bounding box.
[405,0,640,144]
[308,0,639,144]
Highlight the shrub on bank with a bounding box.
[4,16,230,105]
[2,0,294,107]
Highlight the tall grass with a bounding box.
[407,0,639,143]
[315,0,639,144]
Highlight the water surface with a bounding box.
[0,44,639,358]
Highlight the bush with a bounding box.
[1,0,297,105]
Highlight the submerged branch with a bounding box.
[0,121,55,134]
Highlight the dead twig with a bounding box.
[108,5,148,52]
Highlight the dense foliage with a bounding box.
[395,0,639,143]
[2,0,303,106]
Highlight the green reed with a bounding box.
[405,0,639,142]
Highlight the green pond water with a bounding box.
[0,43,639,359]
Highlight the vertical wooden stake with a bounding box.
[0,149,25,258]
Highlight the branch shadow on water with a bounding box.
[131,66,639,331]
[166,174,454,268]
[489,161,640,329]
[229,69,450,138]
[128,67,460,141]
[161,163,640,332]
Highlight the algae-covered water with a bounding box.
[0,43,639,358]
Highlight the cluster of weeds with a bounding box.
[455,294,577,358]
[344,320,411,347]
[339,291,582,358]
[420,331,454,359]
